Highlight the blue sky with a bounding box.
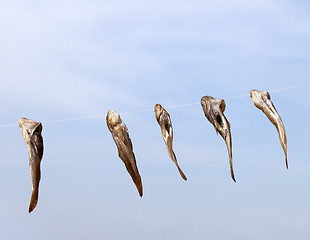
[1,0,310,239]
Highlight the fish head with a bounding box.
[107,110,120,128]
[18,118,42,135]
[250,89,271,109]
[154,104,163,122]
[200,96,215,109]
[202,97,229,134]
[250,89,262,101]
[201,96,226,111]
[18,117,28,128]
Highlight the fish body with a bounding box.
[201,96,236,182]
[250,90,288,168]
[18,118,44,213]
[154,104,187,181]
[106,110,143,197]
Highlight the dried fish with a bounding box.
[106,110,143,196]
[250,90,288,168]
[201,96,236,182]
[154,104,187,181]
[18,118,44,213]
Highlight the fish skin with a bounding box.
[106,110,143,197]
[154,104,187,181]
[201,96,236,182]
[18,118,44,213]
[250,90,288,169]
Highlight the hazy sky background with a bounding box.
[1,0,310,239]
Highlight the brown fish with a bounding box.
[106,110,143,197]
[201,96,236,182]
[154,104,187,181]
[18,117,44,213]
[250,90,288,168]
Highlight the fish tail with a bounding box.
[229,149,236,182]
[134,177,143,197]
[276,120,288,169]
[177,165,187,181]
[225,136,236,182]
[29,188,39,213]
[230,159,236,182]
[169,149,187,181]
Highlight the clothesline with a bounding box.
[1,82,310,128]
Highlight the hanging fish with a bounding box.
[154,104,187,181]
[201,96,236,182]
[250,90,288,168]
[18,117,44,213]
[106,110,143,197]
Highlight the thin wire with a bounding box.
[0,124,19,128]
[226,94,250,100]
[120,108,155,115]
[43,115,107,124]
[120,102,202,115]
[268,83,310,93]
[165,102,200,109]
[0,115,108,128]
[0,82,309,128]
